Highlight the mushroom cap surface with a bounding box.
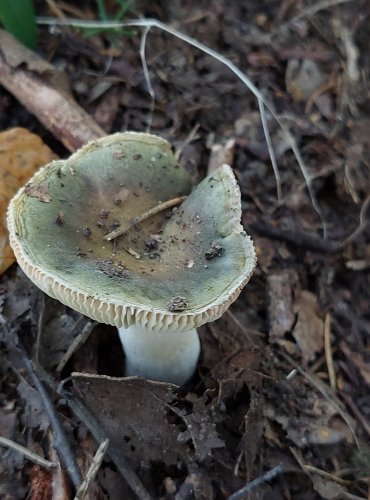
[7,132,256,332]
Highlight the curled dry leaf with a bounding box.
[0,128,56,274]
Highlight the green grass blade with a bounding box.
[0,0,37,48]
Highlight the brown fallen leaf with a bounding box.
[268,271,297,340]
[0,127,56,274]
[72,373,224,467]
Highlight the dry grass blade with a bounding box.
[324,313,336,390]
[140,25,155,132]
[56,320,96,374]
[279,350,359,448]
[37,16,328,233]
[340,193,370,247]
[74,439,109,500]
[103,195,187,241]
[0,436,56,470]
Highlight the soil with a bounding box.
[1,1,370,499]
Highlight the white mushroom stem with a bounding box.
[118,325,200,385]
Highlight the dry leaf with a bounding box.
[0,127,56,274]
[293,290,324,362]
[268,271,297,340]
[73,373,224,467]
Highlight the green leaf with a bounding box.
[0,0,37,49]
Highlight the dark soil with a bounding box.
[1,1,370,499]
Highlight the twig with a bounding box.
[103,195,187,241]
[289,446,352,487]
[175,122,200,162]
[57,320,96,374]
[37,16,328,234]
[304,464,352,486]
[248,219,339,254]
[324,313,336,390]
[0,435,56,470]
[279,350,359,447]
[74,439,109,500]
[227,465,285,500]
[0,29,105,152]
[226,309,264,344]
[17,338,83,488]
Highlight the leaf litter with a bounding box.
[1,1,370,498]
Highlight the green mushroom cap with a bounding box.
[7,132,256,332]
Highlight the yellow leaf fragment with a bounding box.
[0,127,56,274]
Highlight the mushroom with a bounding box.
[7,132,256,385]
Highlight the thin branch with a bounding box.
[74,439,109,500]
[0,435,56,470]
[0,29,105,152]
[56,320,96,374]
[304,464,351,486]
[17,338,82,488]
[248,219,339,254]
[103,195,187,241]
[228,465,285,500]
[324,313,336,390]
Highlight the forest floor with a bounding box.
[1,1,370,499]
